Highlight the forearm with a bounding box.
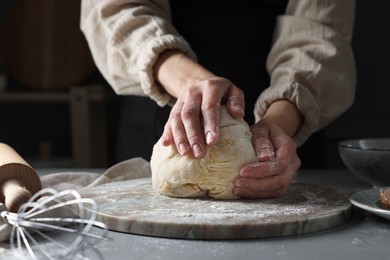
[80,0,197,106]
[255,0,356,146]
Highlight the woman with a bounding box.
[80,0,356,198]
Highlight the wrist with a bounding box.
[261,100,303,137]
[154,50,215,97]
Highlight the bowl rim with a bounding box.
[338,138,390,152]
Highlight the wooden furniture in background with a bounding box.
[3,0,95,90]
[0,0,108,167]
[0,85,108,168]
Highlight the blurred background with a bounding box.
[0,0,388,169]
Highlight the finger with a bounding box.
[234,171,295,198]
[240,159,286,178]
[267,124,300,169]
[233,187,285,199]
[161,121,174,146]
[234,172,296,198]
[181,100,206,158]
[169,103,191,156]
[201,80,226,145]
[201,101,221,146]
[250,124,275,161]
[226,84,245,118]
[236,166,290,191]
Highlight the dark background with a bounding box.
[0,0,389,169]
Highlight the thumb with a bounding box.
[251,123,275,161]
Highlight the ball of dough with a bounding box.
[150,106,257,199]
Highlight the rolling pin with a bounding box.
[0,143,41,212]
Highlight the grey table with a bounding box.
[2,169,390,260]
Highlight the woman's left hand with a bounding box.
[233,120,301,199]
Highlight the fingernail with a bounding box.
[240,171,253,177]
[230,100,244,115]
[235,180,248,188]
[206,131,213,144]
[257,148,274,161]
[161,135,170,145]
[192,144,203,158]
[178,143,190,155]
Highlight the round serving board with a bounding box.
[80,178,351,240]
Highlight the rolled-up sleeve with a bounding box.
[254,0,356,146]
[80,0,196,106]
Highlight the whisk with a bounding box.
[0,143,107,259]
[1,187,107,259]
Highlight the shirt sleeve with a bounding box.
[80,0,197,106]
[254,0,356,146]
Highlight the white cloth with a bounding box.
[0,158,151,243]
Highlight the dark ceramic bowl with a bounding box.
[338,138,390,187]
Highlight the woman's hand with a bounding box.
[154,50,245,158]
[161,77,245,158]
[233,121,301,198]
[233,100,302,199]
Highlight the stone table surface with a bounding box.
[79,179,352,240]
[2,168,390,260]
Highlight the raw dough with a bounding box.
[150,106,257,199]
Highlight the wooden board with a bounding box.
[80,178,351,240]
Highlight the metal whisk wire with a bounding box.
[1,188,107,259]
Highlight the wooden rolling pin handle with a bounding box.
[0,143,42,213]
[2,179,32,213]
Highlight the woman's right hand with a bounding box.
[161,76,245,158]
[154,50,245,158]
